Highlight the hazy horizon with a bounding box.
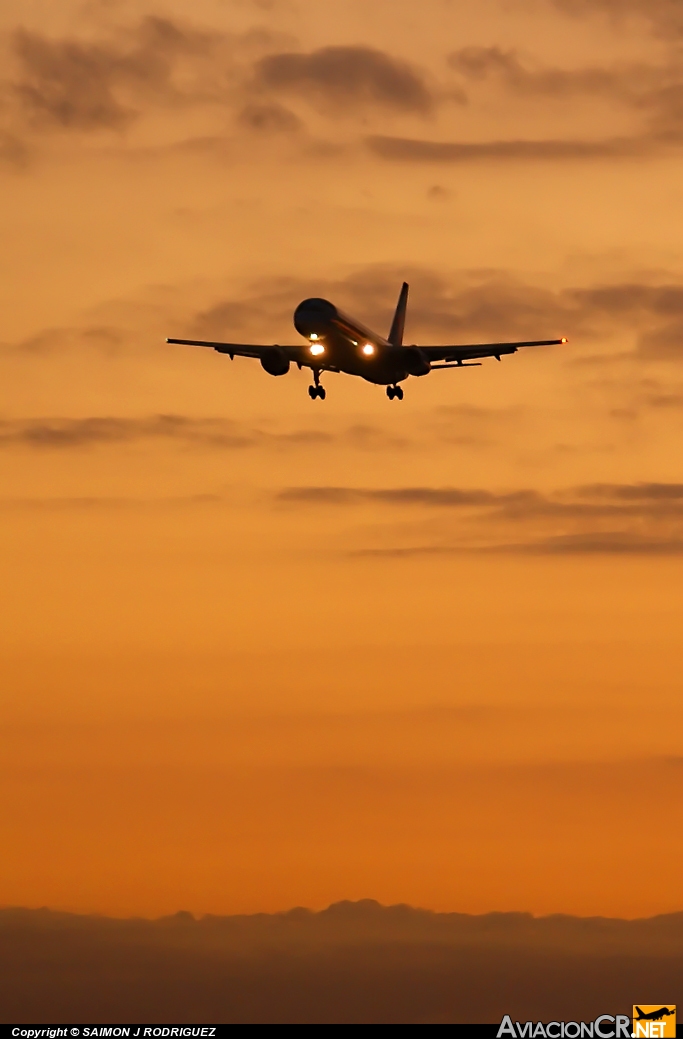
[6,897,683,920]
[3,900,682,1022]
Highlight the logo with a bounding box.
[632,1007,676,1039]
[497,1010,677,1039]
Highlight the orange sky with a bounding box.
[1,0,683,919]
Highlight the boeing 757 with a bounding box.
[167,282,566,400]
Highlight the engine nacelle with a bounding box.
[260,348,290,377]
[403,347,431,376]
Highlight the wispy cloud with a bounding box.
[278,482,683,555]
[0,414,408,453]
[551,0,683,39]
[455,42,683,144]
[7,17,234,132]
[278,486,536,508]
[366,134,653,163]
[0,414,257,449]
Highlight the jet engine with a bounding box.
[260,348,290,376]
[403,347,431,376]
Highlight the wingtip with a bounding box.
[561,337,568,343]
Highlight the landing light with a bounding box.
[310,333,319,340]
[561,337,568,343]
[310,343,325,356]
[361,343,375,356]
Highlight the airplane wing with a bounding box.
[166,338,340,371]
[418,338,566,365]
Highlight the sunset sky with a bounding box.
[1,0,683,921]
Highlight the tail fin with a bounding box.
[388,282,409,346]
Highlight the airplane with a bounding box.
[634,1009,675,1022]
[167,282,567,400]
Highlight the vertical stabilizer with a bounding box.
[388,282,409,346]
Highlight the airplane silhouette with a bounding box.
[168,282,567,400]
[635,1008,675,1021]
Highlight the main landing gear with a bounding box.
[386,384,404,400]
[308,369,326,400]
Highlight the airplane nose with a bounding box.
[294,297,337,338]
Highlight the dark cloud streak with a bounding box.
[279,482,683,556]
[279,486,539,508]
[366,133,666,163]
[0,415,407,453]
[0,415,256,449]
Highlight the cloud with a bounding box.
[0,129,29,169]
[448,45,642,100]
[278,487,536,507]
[12,28,135,130]
[551,0,683,39]
[571,284,683,358]
[0,21,448,161]
[365,36,683,169]
[0,415,409,454]
[446,45,676,107]
[1,16,298,142]
[279,481,683,519]
[0,415,253,449]
[447,45,683,143]
[254,46,434,114]
[353,536,683,558]
[236,101,302,133]
[517,532,683,554]
[7,17,229,132]
[580,482,683,500]
[366,133,653,163]
[278,482,683,556]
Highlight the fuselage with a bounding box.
[293,297,427,385]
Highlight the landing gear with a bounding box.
[308,369,326,400]
[386,384,404,400]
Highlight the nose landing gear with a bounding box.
[308,369,326,400]
[386,384,404,400]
